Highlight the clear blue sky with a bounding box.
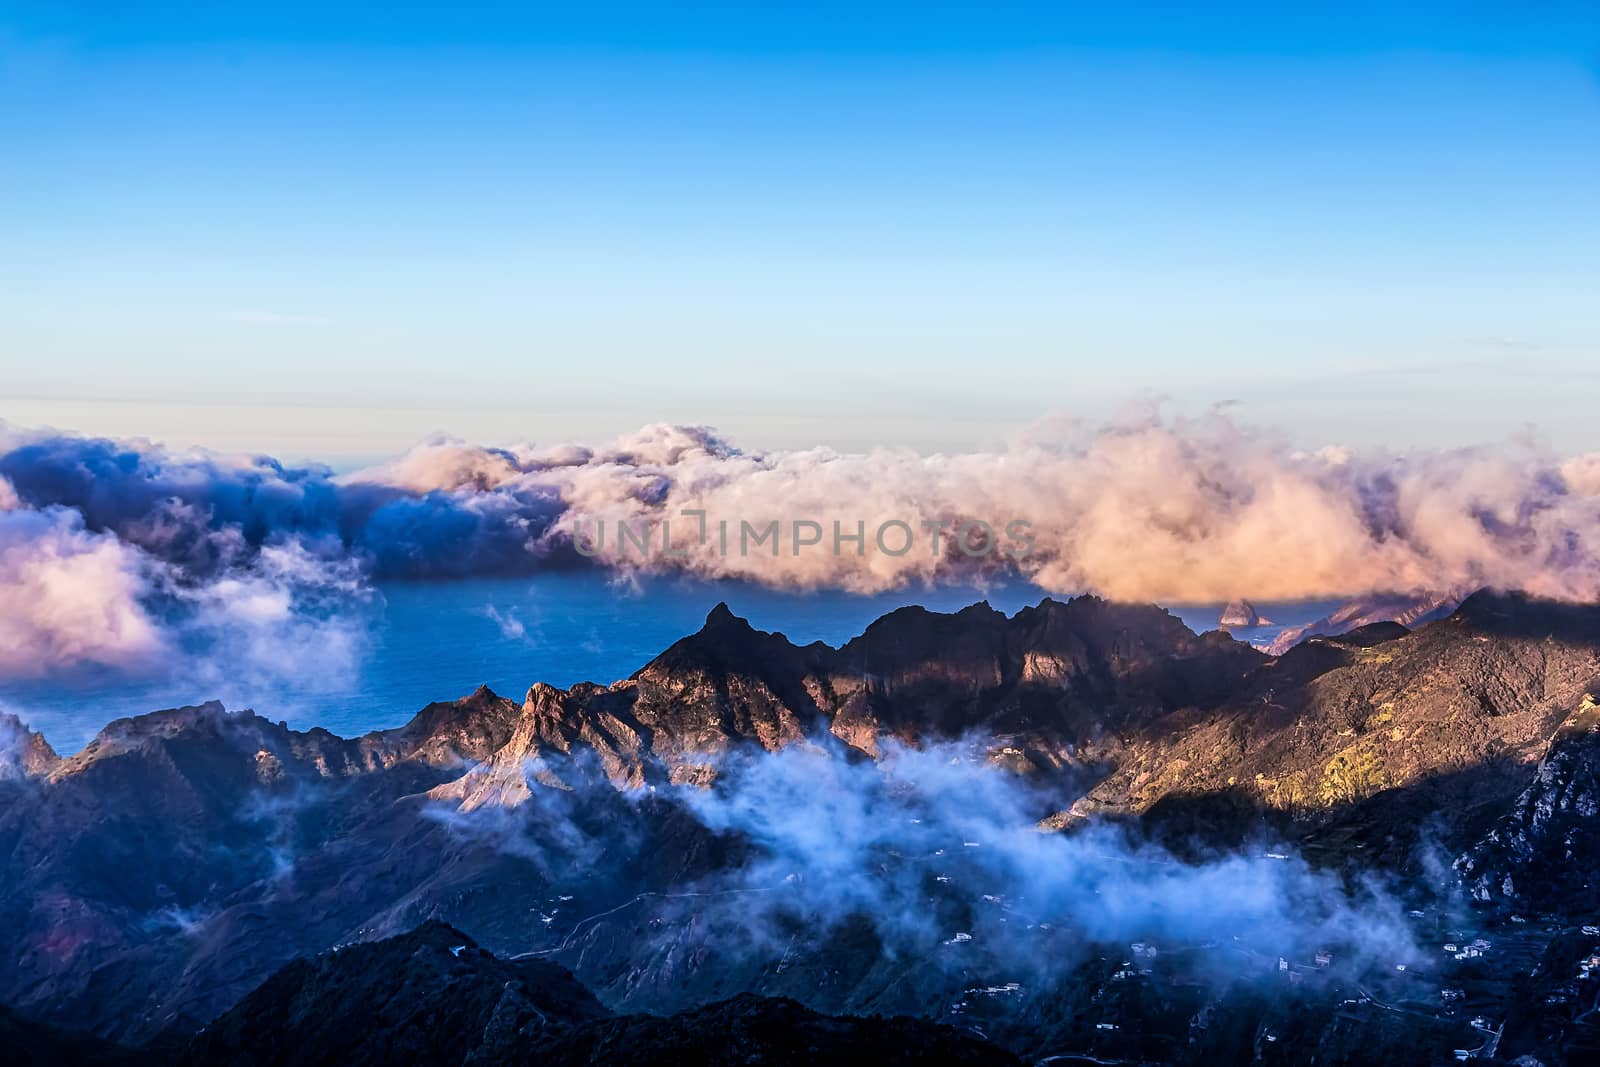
[3,3,1597,460]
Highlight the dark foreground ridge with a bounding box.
[4,590,1600,1063]
[181,921,1015,1066]
[6,922,1017,1066]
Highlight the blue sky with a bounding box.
[2,3,1597,460]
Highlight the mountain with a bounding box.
[178,922,1016,1066]
[178,920,608,1065]
[1219,599,1271,628]
[0,712,58,781]
[1060,591,1600,862]
[435,596,1263,805]
[1456,694,1600,912]
[2,923,1017,1066]
[5,591,1600,1062]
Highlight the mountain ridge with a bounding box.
[7,589,1600,1062]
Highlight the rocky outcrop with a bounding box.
[1457,696,1600,909]
[1219,599,1270,628]
[0,712,57,780]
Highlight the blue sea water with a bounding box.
[0,575,1341,755]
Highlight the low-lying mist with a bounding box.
[426,736,1424,1020]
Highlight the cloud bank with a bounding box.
[2,413,1599,680]
[0,506,165,677]
[0,428,369,686]
[673,740,1416,962]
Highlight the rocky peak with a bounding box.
[622,603,831,755]
[523,680,568,710]
[632,602,820,681]
[702,600,742,629]
[0,711,58,781]
[838,601,1011,689]
[40,700,417,788]
[48,700,238,780]
[378,685,523,767]
[1219,599,1270,628]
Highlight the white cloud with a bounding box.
[0,508,166,676]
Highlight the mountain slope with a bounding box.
[180,921,608,1065]
[1055,591,1600,863]
[1457,695,1600,911]
[6,592,1600,1061]
[180,922,1018,1066]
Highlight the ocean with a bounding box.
[0,574,1343,754]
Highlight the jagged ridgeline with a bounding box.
[4,591,1600,1064]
